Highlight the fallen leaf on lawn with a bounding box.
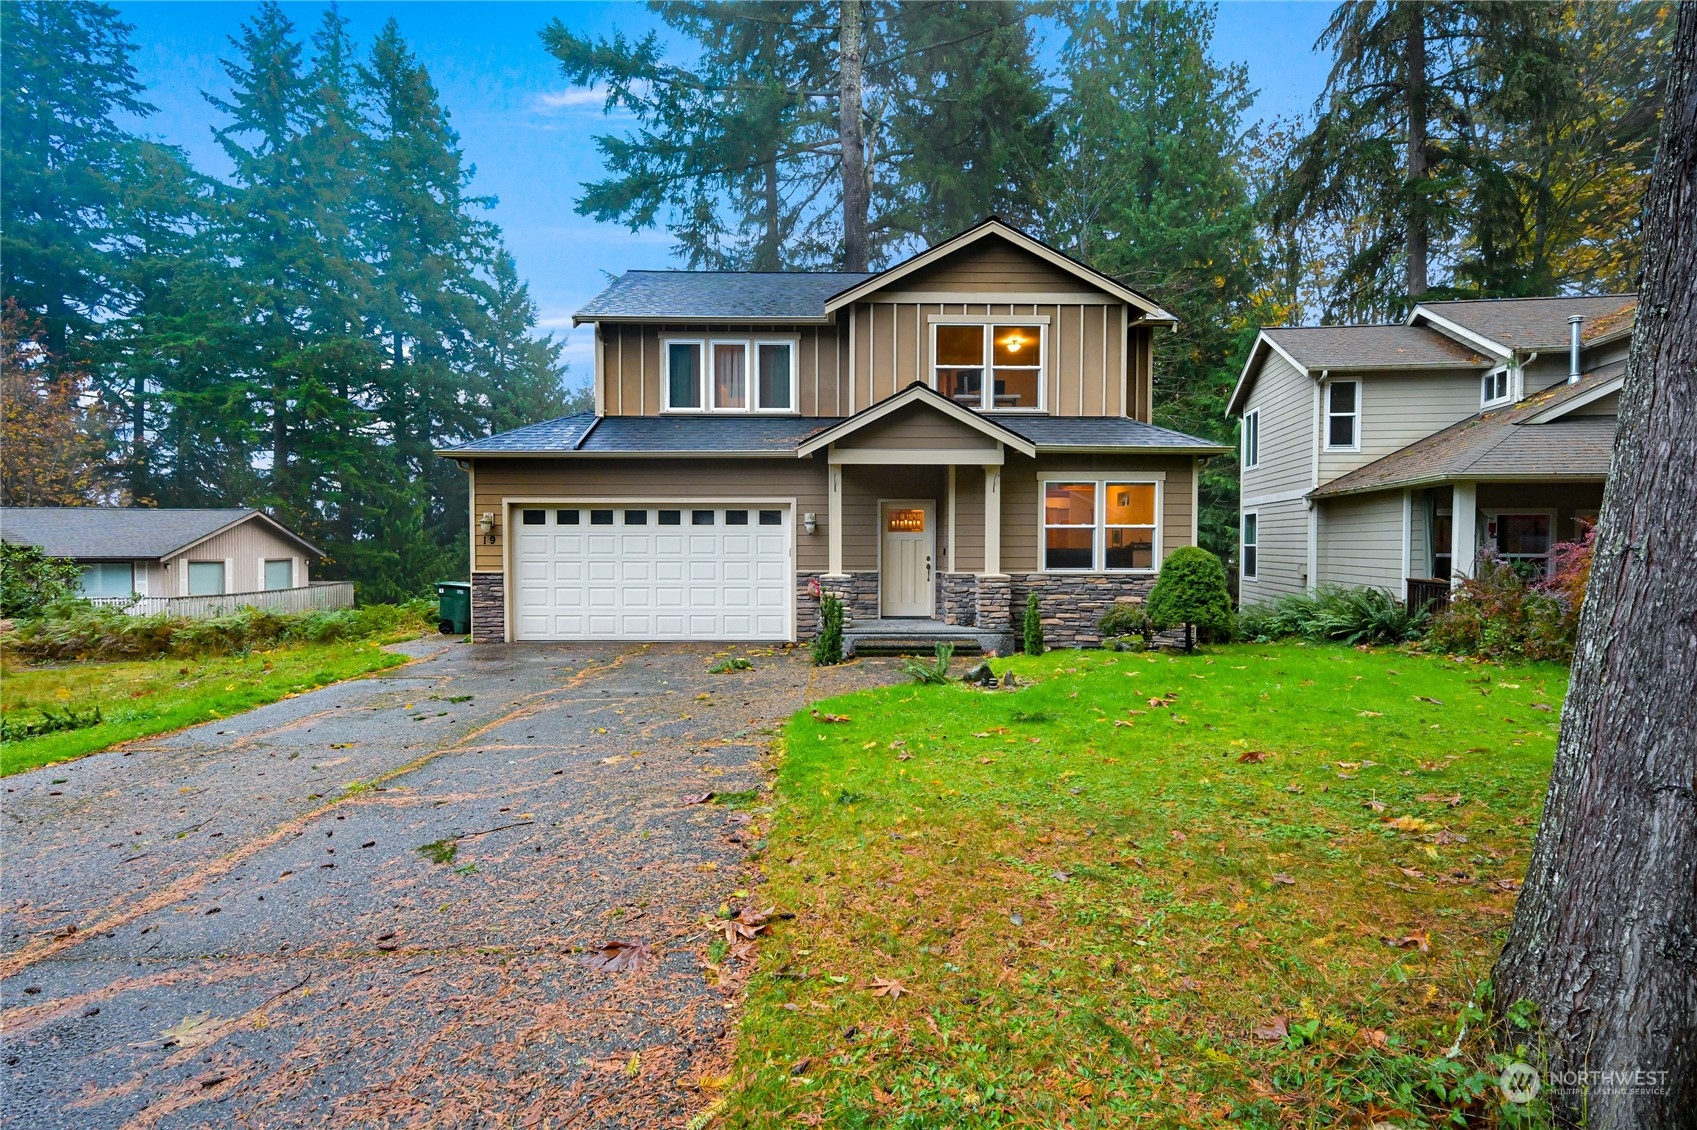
[1356,710,1383,717]
[1530,702,1553,712]
[1427,829,1468,845]
[1362,1028,1389,1049]
[678,792,714,807]
[1398,866,1426,879]
[1271,872,1296,885]
[869,977,907,999]
[1388,932,1430,952]
[1337,761,1360,770]
[896,752,912,761]
[1252,1016,1288,1041]
[1169,829,1187,842]
[723,906,774,943]
[1051,870,1070,882]
[1384,815,1437,832]
[1125,708,1146,715]
[1415,696,1445,706]
[1362,799,1388,812]
[578,941,653,974]
[1113,719,1134,728]
[1493,877,1522,892]
[1417,792,1464,807]
[1178,976,1201,991]
[973,731,992,738]
[789,1057,811,1076]
[1237,750,1270,763]
[812,710,850,724]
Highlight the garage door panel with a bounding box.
[514,504,791,641]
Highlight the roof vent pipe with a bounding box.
[1568,315,1584,384]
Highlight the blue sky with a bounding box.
[114,1,1336,387]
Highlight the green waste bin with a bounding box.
[435,581,471,635]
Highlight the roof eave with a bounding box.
[572,314,836,327]
[1311,469,1611,500]
[436,448,800,459]
[1033,443,1232,456]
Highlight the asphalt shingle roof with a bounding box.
[441,411,1226,456]
[1310,364,1622,498]
[1414,294,1637,352]
[1263,325,1491,370]
[0,508,304,560]
[575,271,877,322]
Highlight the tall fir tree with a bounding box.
[1040,1,1278,562]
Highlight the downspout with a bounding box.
[1568,315,1584,384]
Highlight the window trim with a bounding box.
[1481,363,1514,408]
[1485,509,1558,570]
[1242,408,1260,469]
[78,561,136,599]
[1241,510,1258,581]
[1323,378,1360,452]
[1038,476,1163,574]
[929,320,1047,413]
[662,334,799,414]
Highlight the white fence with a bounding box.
[89,581,356,619]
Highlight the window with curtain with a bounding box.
[713,342,747,409]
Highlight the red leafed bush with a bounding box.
[1425,529,1595,663]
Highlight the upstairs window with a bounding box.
[1242,409,1260,468]
[664,337,795,412]
[1241,512,1258,580]
[934,323,1043,411]
[1482,365,1513,407]
[1324,379,1359,450]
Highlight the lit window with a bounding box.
[1104,484,1156,570]
[713,342,747,409]
[1044,480,1161,571]
[1044,483,1097,570]
[886,508,926,533]
[934,324,1042,410]
[1325,380,1359,449]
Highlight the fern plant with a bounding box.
[901,642,954,685]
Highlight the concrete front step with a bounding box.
[844,620,1016,658]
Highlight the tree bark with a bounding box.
[1493,6,1697,1127]
[1403,1,1428,299]
[838,0,868,272]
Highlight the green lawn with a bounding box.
[0,641,413,776]
[717,643,1565,1128]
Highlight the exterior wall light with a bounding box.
[803,512,818,536]
[478,512,497,543]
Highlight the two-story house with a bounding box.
[438,219,1227,648]
[1227,293,1636,608]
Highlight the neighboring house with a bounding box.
[1228,293,1635,607]
[0,507,320,599]
[437,218,1228,646]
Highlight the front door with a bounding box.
[880,501,934,617]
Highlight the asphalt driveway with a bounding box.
[1,640,895,1129]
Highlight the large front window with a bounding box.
[1043,480,1159,572]
[664,338,795,412]
[1490,513,1553,576]
[78,562,134,598]
[934,323,1043,410]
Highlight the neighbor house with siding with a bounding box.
[1227,294,1635,608]
[0,507,320,599]
[437,218,1227,648]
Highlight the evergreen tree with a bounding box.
[1040,1,1277,561]
[0,1,152,359]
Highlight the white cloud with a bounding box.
[531,82,647,115]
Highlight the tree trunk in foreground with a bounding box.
[1493,6,1697,1127]
[838,0,868,272]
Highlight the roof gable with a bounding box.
[797,383,1038,458]
[1408,294,1637,354]
[0,507,320,560]
[823,219,1176,321]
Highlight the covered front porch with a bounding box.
[1404,478,1605,609]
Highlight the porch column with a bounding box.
[826,462,845,577]
[1451,480,1478,587]
[982,464,1002,576]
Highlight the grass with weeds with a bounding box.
[723,643,1565,1128]
[0,640,410,776]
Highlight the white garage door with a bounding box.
[512,504,792,641]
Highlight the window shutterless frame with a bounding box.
[1323,379,1360,451]
[661,335,799,414]
[1038,477,1162,573]
[1241,510,1258,580]
[929,320,1046,412]
[1481,364,1513,407]
[1242,409,1260,469]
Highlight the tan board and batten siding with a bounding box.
[472,453,1196,578]
[594,240,1155,420]
[137,519,310,596]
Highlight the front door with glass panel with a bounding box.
[880,502,934,618]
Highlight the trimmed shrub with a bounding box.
[811,593,845,666]
[1146,547,1231,651]
[0,543,83,619]
[1097,602,1150,646]
[1236,585,1429,646]
[1022,591,1045,656]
